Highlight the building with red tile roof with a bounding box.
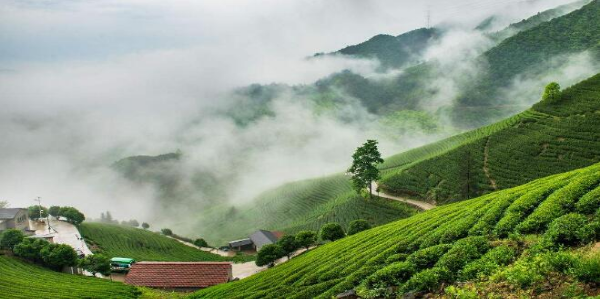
[124,262,232,291]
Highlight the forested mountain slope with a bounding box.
[380,74,600,204]
[330,28,440,70]
[192,164,600,299]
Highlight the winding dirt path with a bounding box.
[371,182,436,210]
[483,137,498,190]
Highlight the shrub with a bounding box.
[59,207,85,225]
[400,267,451,294]
[48,206,61,219]
[13,238,50,262]
[28,205,48,220]
[385,253,408,264]
[575,187,600,214]
[40,244,78,271]
[256,244,285,267]
[364,261,416,288]
[544,213,591,247]
[347,219,371,235]
[572,254,600,285]
[193,238,208,248]
[406,244,452,270]
[460,245,516,281]
[0,229,25,250]
[295,231,317,249]
[161,228,173,236]
[141,222,150,230]
[277,235,299,258]
[436,236,490,273]
[79,254,111,276]
[319,223,345,242]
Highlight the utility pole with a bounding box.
[426,7,431,29]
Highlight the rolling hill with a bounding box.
[192,175,418,246]
[379,74,600,204]
[330,27,440,70]
[0,255,140,298]
[79,223,227,262]
[191,163,600,299]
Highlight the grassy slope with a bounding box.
[379,73,600,204]
[194,175,418,246]
[79,223,226,262]
[0,255,140,299]
[191,164,600,299]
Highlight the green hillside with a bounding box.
[79,223,226,262]
[380,74,600,204]
[193,175,418,245]
[0,255,140,298]
[191,164,600,299]
[482,0,599,89]
[332,28,440,70]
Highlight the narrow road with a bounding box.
[371,182,436,210]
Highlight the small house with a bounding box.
[124,262,232,292]
[228,229,281,252]
[0,208,30,232]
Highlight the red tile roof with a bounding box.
[124,262,232,289]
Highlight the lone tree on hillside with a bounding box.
[348,140,384,199]
[542,82,561,102]
[141,222,150,230]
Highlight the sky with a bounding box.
[0,0,576,221]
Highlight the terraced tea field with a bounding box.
[379,74,600,204]
[0,255,140,299]
[79,223,226,262]
[191,163,600,299]
[193,175,418,245]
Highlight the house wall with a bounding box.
[5,210,29,231]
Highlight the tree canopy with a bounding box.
[348,140,384,198]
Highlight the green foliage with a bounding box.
[161,228,173,236]
[435,236,490,273]
[190,165,599,299]
[542,82,561,102]
[0,229,25,250]
[575,186,600,214]
[256,244,285,267]
[58,206,85,225]
[380,74,600,204]
[13,238,50,263]
[460,245,516,281]
[79,254,111,276]
[348,140,384,197]
[400,267,451,295]
[334,28,440,70]
[40,244,78,271]
[406,244,453,270]
[572,253,600,284]
[79,223,225,262]
[193,238,208,248]
[48,206,61,219]
[141,222,150,229]
[319,223,346,242]
[543,213,593,247]
[0,255,140,298]
[295,231,317,249]
[347,219,371,235]
[277,235,299,257]
[28,205,48,220]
